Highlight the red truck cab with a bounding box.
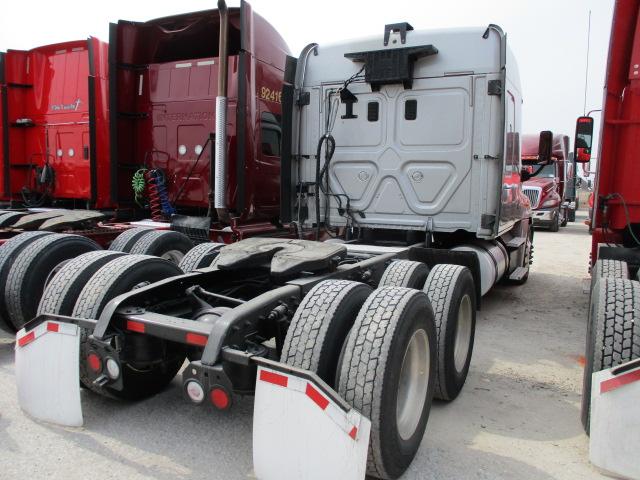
[522,133,573,231]
[110,2,289,228]
[0,38,111,208]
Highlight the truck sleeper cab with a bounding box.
[110,2,289,227]
[0,39,111,209]
[15,19,548,480]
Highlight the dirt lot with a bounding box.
[0,213,606,480]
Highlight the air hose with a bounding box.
[145,169,175,220]
[132,169,147,208]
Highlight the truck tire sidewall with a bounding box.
[431,267,476,401]
[7,236,100,329]
[108,227,152,252]
[379,260,430,289]
[37,251,126,316]
[179,243,225,272]
[549,209,560,232]
[281,280,372,387]
[0,232,52,331]
[130,231,194,263]
[75,257,185,399]
[338,288,436,479]
[581,276,602,434]
[378,294,436,475]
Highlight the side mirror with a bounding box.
[538,130,553,164]
[574,116,594,163]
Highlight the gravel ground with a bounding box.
[0,213,606,480]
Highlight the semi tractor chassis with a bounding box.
[15,236,512,479]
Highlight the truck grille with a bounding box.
[522,186,542,208]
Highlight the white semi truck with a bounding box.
[13,16,551,480]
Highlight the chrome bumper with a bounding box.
[531,209,556,223]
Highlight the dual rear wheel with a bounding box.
[38,253,186,400]
[282,260,476,479]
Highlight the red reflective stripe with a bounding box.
[47,322,59,333]
[348,426,358,440]
[126,320,145,333]
[259,370,288,387]
[186,333,208,346]
[305,383,329,410]
[17,331,35,347]
[600,368,640,394]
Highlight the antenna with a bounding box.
[583,10,592,115]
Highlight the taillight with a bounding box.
[87,353,102,373]
[210,386,231,410]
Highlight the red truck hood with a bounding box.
[524,177,556,190]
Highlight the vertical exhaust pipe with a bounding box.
[213,0,229,221]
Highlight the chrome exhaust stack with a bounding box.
[213,0,230,222]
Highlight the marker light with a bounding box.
[185,380,205,403]
[105,358,120,379]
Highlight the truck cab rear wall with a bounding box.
[1,38,112,208]
[110,3,290,220]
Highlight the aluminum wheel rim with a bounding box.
[161,249,184,264]
[396,328,430,441]
[454,294,473,373]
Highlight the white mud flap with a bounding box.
[253,364,371,480]
[590,358,640,480]
[15,321,83,427]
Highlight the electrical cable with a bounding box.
[604,192,640,247]
[311,66,366,240]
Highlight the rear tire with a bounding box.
[592,259,629,282]
[423,264,476,401]
[378,260,430,289]
[37,250,126,316]
[281,280,371,387]
[0,231,52,332]
[72,255,185,400]
[5,234,100,329]
[129,230,193,264]
[178,242,225,272]
[108,227,152,252]
[581,278,640,434]
[0,211,25,227]
[338,287,436,480]
[549,210,560,232]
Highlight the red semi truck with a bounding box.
[109,5,288,227]
[0,2,290,244]
[522,133,575,231]
[578,0,640,476]
[0,2,298,335]
[0,39,111,208]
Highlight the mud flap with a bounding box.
[15,321,83,427]
[253,363,371,480]
[590,358,640,479]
